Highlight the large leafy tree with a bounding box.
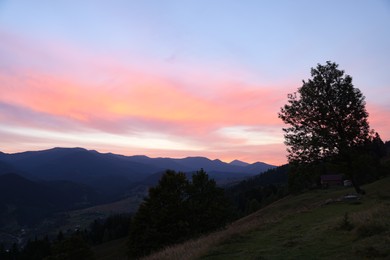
[278,61,372,193]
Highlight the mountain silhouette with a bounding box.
[1,147,274,176]
[229,159,250,167]
[0,147,275,198]
[0,147,276,237]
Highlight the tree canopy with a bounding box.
[128,169,230,258]
[278,61,376,193]
[279,61,371,164]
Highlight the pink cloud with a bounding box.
[4,30,388,166]
[0,65,287,130]
[0,64,290,164]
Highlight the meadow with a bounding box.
[132,176,390,260]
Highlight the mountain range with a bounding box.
[0,147,274,187]
[0,147,275,230]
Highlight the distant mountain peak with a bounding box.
[183,156,209,160]
[131,155,151,159]
[51,147,86,151]
[229,160,250,167]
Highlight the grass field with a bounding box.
[141,176,390,260]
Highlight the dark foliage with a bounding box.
[226,165,289,216]
[46,234,95,260]
[0,173,101,228]
[187,169,231,235]
[128,170,190,257]
[88,213,132,245]
[20,236,51,260]
[0,243,21,260]
[0,212,132,260]
[278,61,379,193]
[128,169,231,258]
[286,137,389,194]
[0,233,94,260]
[279,61,371,164]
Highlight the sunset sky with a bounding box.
[1,1,389,165]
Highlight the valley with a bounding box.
[0,147,275,247]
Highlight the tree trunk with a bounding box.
[346,152,366,195]
[351,175,365,195]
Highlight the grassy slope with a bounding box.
[142,177,390,260]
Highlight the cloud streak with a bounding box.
[0,31,291,165]
[1,24,389,166]
[0,64,288,163]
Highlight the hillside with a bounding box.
[0,173,101,228]
[114,176,390,260]
[0,147,276,247]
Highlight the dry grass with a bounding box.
[92,177,390,259]
[351,205,390,238]
[141,196,304,260]
[141,177,390,260]
[141,218,267,260]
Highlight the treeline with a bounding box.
[226,165,289,216]
[288,136,390,194]
[88,213,132,245]
[0,213,132,260]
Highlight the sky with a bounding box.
[0,0,389,165]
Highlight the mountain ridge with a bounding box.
[0,147,270,167]
[0,147,275,178]
[0,147,275,204]
[229,159,250,167]
[0,147,276,244]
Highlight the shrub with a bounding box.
[337,212,354,231]
[355,222,385,238]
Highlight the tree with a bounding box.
[47,234,94,260]
[22,236,51,260]
[278,61,373,193]
[187,168,230,235]
[128,169,231,258]
[128,170,190,257]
